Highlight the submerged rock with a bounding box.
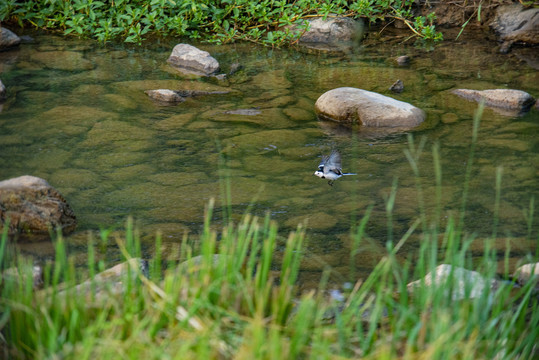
[29,50,94,71]
[315,87,425,129]
[396,55,410,66]
[167,44,220,76]
[0,27,21,50]
[223,108,262,116]
[490,4,539,53]
[145,89,186,104]
[451,88,536,113]
[145,89,230,104]
[0,176,77,238]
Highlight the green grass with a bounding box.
[1,104,538,359]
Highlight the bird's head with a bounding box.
[314,170,325,179]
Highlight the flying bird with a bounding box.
[314,150,357,186]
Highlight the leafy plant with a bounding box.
[0,0,444,46]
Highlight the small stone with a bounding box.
[145,89,186,104]
[389,79,404,93]
[514,263,539,290]
[396,55,410,66]
[223,108,262,116]
[167,44,220,76]
[0,79,5,101]
[214,74,227,81]
[228,62,243,75]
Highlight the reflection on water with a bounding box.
[1,31,538,287]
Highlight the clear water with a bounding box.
[1,31,538,287]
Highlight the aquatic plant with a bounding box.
[0,0,443,45]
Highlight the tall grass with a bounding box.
[1,203,537,359]
[1,105,538,359]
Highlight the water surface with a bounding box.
[1,31,538,287]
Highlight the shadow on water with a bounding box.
[0,30,538,288]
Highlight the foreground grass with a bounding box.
[0,201,538,359]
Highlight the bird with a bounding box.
[314,150,357,186]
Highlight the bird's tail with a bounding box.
[342,173,357,176]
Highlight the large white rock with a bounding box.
[167,44,220,76]
[315,87,425,128]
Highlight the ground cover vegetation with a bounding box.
[1,106,538,359]
[0,0,442,45]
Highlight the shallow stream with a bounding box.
[1,29,538,287]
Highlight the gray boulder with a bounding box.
[315,87,425,129]
[451,89,536,113]
[490,4,539,53]
[167,44,220,76]
[0,175,77,238]
[0,27,21,50]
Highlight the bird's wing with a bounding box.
[319,153,329,166]
[324,150,342,175]
[318,154,329,172]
